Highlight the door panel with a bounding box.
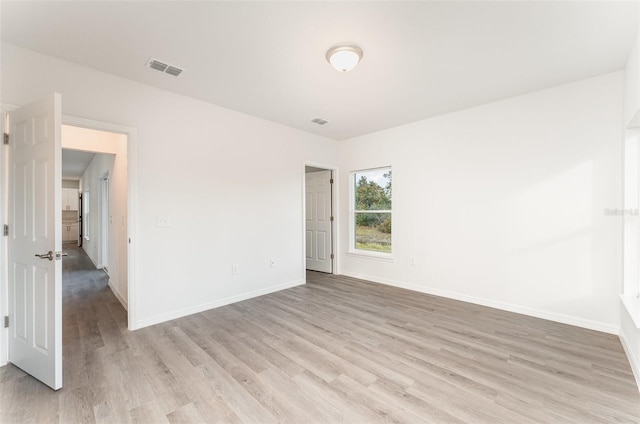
[305,230,313,260]
[305,193,313,221]
[34,158,49,237]
[316,192,327,221]
[13,264,28,341]
[305,170,332,273]
[316,231,327,261]
[7,93,63,390]
[34,267,50,352]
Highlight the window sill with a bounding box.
[346,250,395,263]
[621,294,640,329]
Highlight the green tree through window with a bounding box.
[354,168,391,253]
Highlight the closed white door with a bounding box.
[7,93,63,390]
[305,170,333,273]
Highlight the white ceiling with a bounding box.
[1,1,638,141]
[62,149,95,180]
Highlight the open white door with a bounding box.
[7,93,63,390]
[305,170,333,273]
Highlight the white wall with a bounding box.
[0,43,339,333]
[80,151,129,309]
[340,72,624,334]
[79,154,115,266]
[62,179,79,189]
[625,33,640,129]
[63,125,122,154]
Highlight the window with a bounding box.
[83,190,90,240]
[352,167,392,254]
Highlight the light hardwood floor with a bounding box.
[1,245,639,423]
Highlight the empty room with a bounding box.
[1,1,640,423]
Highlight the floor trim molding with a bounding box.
[109,281,128,311]
[340,271,620,335]
[135,279,305,329]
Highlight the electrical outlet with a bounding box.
[410,257,416,266]
[232,264,238,275]
[156,216,170,227]
[270,259,276,268]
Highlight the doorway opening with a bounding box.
[304,164,337,275]
[61,124,129,315]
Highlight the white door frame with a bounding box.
[302,161,339,281]
[62,115,138,331]
[1,105,17,366]
[100,172,109,272]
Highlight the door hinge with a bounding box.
[330,216,334,222]
[330,253,335,259]
[4,316,8,328]
[330,178,334,184]
[3,225,8,236]
[3,133,8,145]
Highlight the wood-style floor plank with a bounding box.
[1,245,639,423]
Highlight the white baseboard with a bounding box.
[619,329,640,393]
[108,280,128,311]
[340,271,620,335]
[134,279,305,330]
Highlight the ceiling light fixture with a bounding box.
[326,45,363,73]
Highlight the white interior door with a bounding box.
[7,93,63,390]
[305,170,333,273]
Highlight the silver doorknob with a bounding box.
[35,251,55,261]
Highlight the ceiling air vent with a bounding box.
[311,118,329,125]
[147,58,184,77]
[165,66,183,77]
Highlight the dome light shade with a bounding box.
[326,45,363,72]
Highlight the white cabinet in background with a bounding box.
[69,223,79,242]
[63,222,79,242]
[63,224,71,242]
[62,188,79,211]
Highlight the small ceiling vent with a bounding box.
[165,66,183,77]
[147,58,184,77]
[148,59,168,72]
[311,118,329,125]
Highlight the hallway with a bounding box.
[61,244,129,384]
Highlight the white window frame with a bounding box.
[348,166,393,261]
[623,128,640,328]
